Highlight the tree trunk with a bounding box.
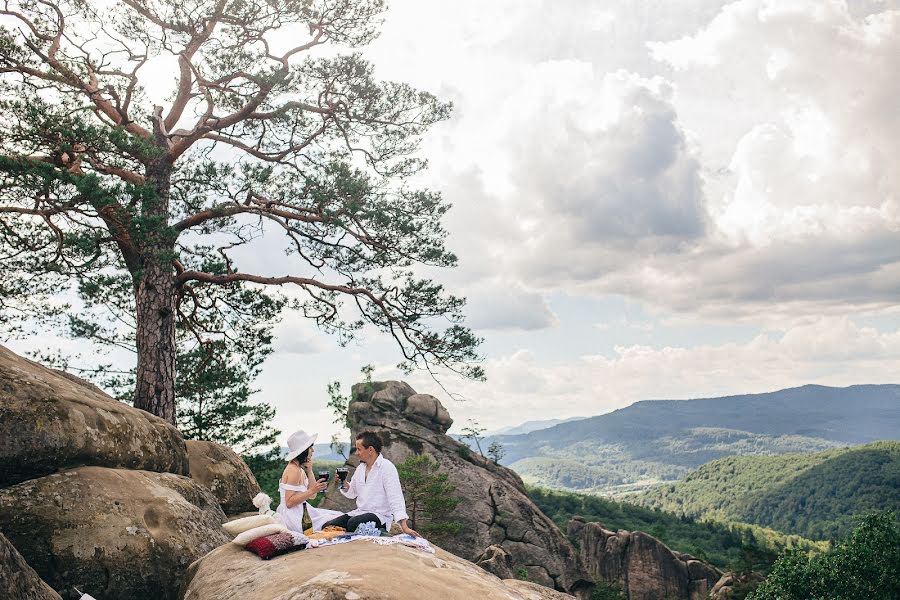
[134,261,177,423]
[133,154,178,424]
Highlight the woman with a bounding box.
[276,430,343,532]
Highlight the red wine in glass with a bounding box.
[336,467,349,487]
[317,470,330,495]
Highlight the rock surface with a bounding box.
[708,571,766,599]
[0,532,62,600]
[319,381,593,597]
[181,538,573,600]
[0,344,188,487]
[0,466,230,600]
[568,518,722,600]
[186,440,260,515]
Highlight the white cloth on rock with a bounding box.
[276,482,342,532]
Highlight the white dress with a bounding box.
[276,482,343,532]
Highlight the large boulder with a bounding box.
[0,344,188,487]
[320,381,593,597]
[0,466,230,600]
[186,440,260,515]
[0,532,62,600]
[568,518,722,600]
[181,538,574,600]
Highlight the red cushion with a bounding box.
[245,532,305,560]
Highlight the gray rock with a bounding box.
[568,519,722,600]
[186,440,261,515]
[0,466,229,600]
[322,381,593,597]
[501,580,576,599]
[0,532,62,600]
[476,544,515,580]
[0,344,189,487]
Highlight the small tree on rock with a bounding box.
[397,454,461,539]
[487,441,505,464]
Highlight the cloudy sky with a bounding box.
[8,0,900,444]
[248,0,900,442]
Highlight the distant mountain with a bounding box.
[492,384,900,494]
[632,441,900,541]
[486,416,586,437]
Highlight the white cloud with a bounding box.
[272,314,332,355]
[464,279,558,332]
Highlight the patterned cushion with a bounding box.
[232,523,288,546]
[245,532,307,560]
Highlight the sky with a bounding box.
[6,0,900,444]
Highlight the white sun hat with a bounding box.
[285,430,318,462]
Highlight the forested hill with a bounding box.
[489,384,900,493]
[632,441,900,541]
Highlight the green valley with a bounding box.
[633,441,900,541]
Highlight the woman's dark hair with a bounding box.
[356,431,383,454]
[291,446,311,465]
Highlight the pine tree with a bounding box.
[397,454,462,538]
[0,0,484,424]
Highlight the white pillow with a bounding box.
[223,514,276,536]
[232,523,288,546]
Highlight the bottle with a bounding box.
[302,501,313,532]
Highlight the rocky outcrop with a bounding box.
[709,571,766,599]
[0,466,230,600]
[186,440,260,515]
[476,544,516,579]
[319,381,593,597]
[0,344,188,487]
[568,518,722,600]
[0,532,62,600]
[181,537,574,600]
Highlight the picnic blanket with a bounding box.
[306,533,435,554]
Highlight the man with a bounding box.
[323,431,419,536]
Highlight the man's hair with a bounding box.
[356,431,383,454]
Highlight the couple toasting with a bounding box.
[276,429,419,537]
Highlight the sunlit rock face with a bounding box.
[0,466,229,600]
[181,539,576,600]
[0,344,189,488]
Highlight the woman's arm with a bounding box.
[283,465,321,508]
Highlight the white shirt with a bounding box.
[340,454,409,530]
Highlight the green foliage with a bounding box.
[590,581,627,600]
[495,385,899,494]
[0,0,485,425]
[461,419,486,456]
[747,512,900,600]
[397,454,462,539]
[514,567,529,581]
[508,431,845,495]
[529,487,827,572]
[329,434,348,461]
[327,381,352,430]
[176,340,279,454]
[327,364,375,431]
[634,441,900,541]
[487,441,505,464]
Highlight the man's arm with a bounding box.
[383,462,418,536]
